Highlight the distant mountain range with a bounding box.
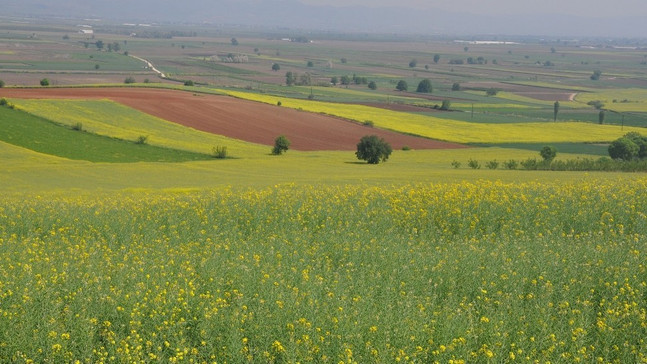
[4,0,645,38]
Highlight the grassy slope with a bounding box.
[11,98,269,158]
[0,106,212,163]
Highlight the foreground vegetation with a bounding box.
[1,180,645,362]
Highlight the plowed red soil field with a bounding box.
[1,87,467,151]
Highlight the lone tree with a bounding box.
[272,63,281,71]
[368,81,377,90]
[433,54,440,64]
[599,110,605,124]
[40,78,49,86]
[591,70,602,80]
[395,80,408,91]
[272,135,290,155]
[356,135,392,164]
[0,79,5,88]
[409,59,417,68]
[285,71,295,86]
[231,38,239,46]
[540,145,557,162]
[553,101,560,121]
[416,79,432,93]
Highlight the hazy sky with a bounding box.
[299,0,647,17]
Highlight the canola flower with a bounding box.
[0,180,646,362]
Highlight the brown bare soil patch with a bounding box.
[1,87,467,151]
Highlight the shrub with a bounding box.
[440,100,451,110]
[540,146,557,162]
[395,80,408,91]
[272,135,290,155]
[485,88,498,96]
[504,159,518,170]
[451,160,461,169]
[124,77,136,84]
[467,159,480,169]
[184,80,194,86]
[0,98,7,106]
[485,160,499,170]
[587,100,604,109]
[521,158,539,170]
[362,120,374,127]
[277,101,282,106]
[368,81,377,90]
[451,82,460,91]
[356,135,392,164]
[212,146,228,159]
[401,146,411,151]
[72,122,83,131]
[40,78,50,86]
[0,79,5,88]
[135,135,148,145]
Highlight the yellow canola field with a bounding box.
[222,90,643,143]
[1,180,646,362]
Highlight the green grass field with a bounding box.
[0,106,212,162]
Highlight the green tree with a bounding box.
[608,137,638,160]
[40,78,49,86]
[355,135,392,164]
[307,61,314,67]
[184,80,194,86]
[409,59,417,68]
[598,110,605,124]
[272,135,291,155]
[624,132,647,158]
[433,54,440,64]
[272,63,281,71]
[331,76,338,86]
[553,101,560,121]
[451,82,460,91]
[231,38,239,46]
[124,77,136,84]
[440,100,451,110]
[591,70,602,80]
[340,75,351,86]
[540,145,557,162]
[416,79,432,93]
[95,40,104,49]
[395,80,408,91]
[285,71,296,86]
[0,79,5,88]
[368,81,377,90]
